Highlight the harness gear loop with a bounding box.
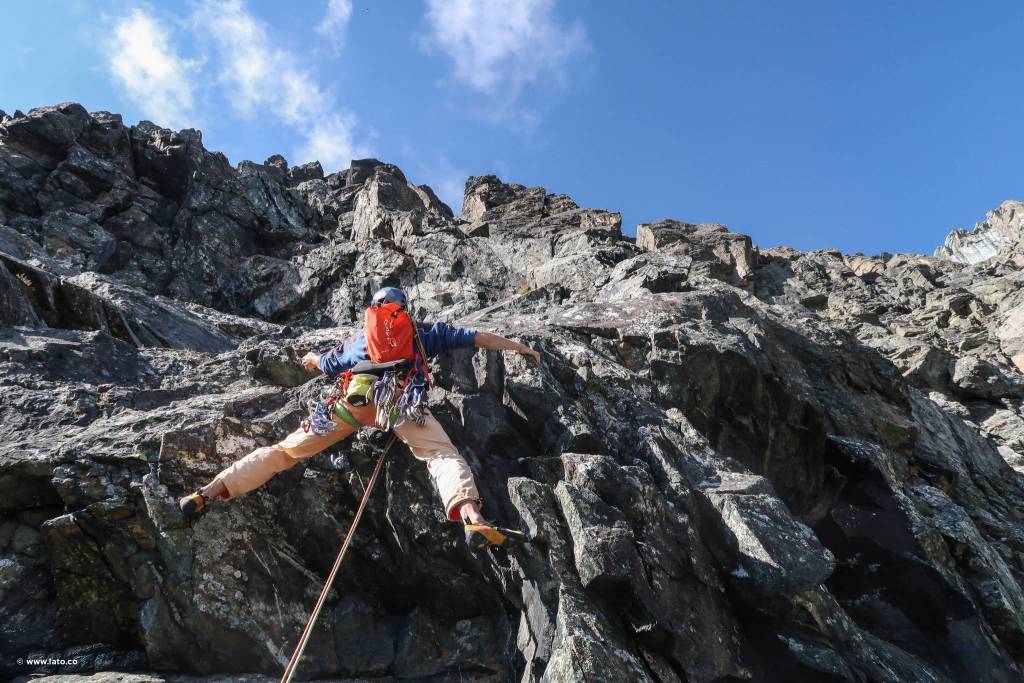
[279,433,397,683]
[372,371,402,429]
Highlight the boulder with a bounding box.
[701,473,835,597]
[951,355,1024,400]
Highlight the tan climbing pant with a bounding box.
[210,401,480,521]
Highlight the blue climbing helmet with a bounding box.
[371,286,408,308]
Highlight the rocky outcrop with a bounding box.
[935,200,1024,264]
[4,103,1024,682]
[636,219,755,287]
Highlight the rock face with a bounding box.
[636,219,755,287]
[935,199,1024,264]
[4,103,1024,683]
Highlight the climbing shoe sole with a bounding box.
[179,491,208,518]
[464,524,530,550]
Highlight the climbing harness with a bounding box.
[279,433,397,683]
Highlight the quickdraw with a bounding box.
[397,370,429,426]
[372,370,401,430]
[301,401,336,436]
[300,375,347,436]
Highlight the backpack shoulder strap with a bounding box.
[411,321,432,386]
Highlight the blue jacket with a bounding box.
[319,322,478,378]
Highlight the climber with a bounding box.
[178,286,538,548]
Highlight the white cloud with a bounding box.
[295,114,361,172]
[106,9,199,129]
[318,0,354,51]
[192,0,366,170]
[422,0,588,97]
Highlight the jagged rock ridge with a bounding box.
[935,199,1024,264]
[3,103,1024,682]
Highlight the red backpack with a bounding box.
[341,303,431,410]
[363,302,416,363]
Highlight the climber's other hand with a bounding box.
[521,348,541,364]
[301,352,322,373]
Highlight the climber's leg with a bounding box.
[180,404,374,516]
[390,412,530,549]
[392,411,481,522]
[215,418,357,499]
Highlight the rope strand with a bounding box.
[279,434,396,683]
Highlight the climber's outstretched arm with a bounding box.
[474,330,541,364]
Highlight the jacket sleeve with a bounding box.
[418,322,478,358]
[319,332,366,377]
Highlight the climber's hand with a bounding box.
[301,352,322,373]
[520,348,541,364]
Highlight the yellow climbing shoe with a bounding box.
[464,524,529,550]
[178,490,209,518]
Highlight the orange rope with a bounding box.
[279,434,396,683]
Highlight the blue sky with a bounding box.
[2,1,1022,255]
